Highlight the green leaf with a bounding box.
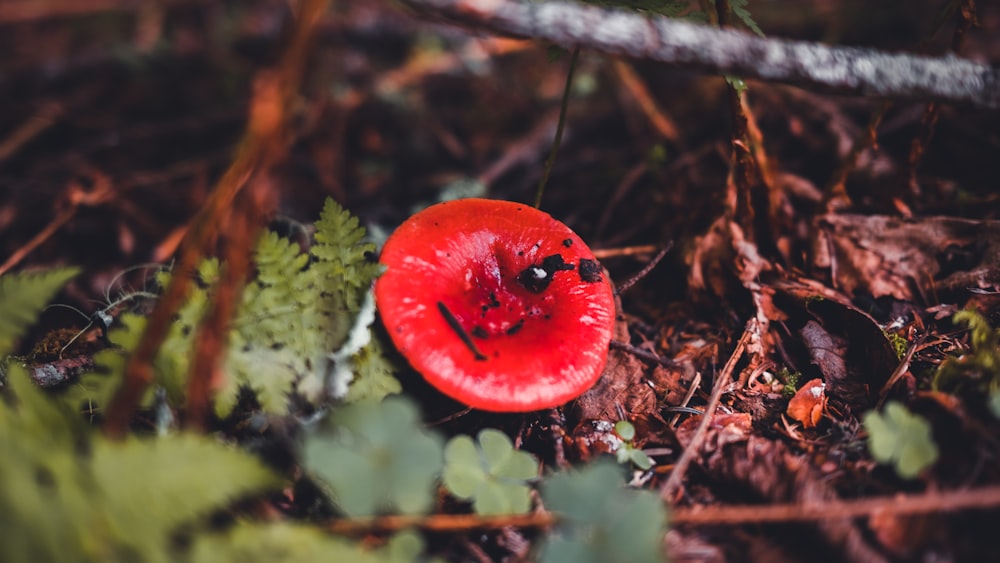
[1,367,281,563]
[863,402,938,479]
[724,74,748,94]
[629,448,654,470]
[0,267,79,357]
[93,434,281,540]
[189,522,383,563]
[539,461,668,563]
[730,0,764,37]
[65,313,149,412]
[303,397,444,517]
[614,420,636,441]
[344,336,402,403]
[311,197,382,317]
[442,429,538,515]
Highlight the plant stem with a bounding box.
[534,47,579,209]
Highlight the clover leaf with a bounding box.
[442,428,538,515]
[303,397,444,516]
[539,460,667,563]
[863,401,939,479]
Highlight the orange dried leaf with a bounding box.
[786,379,827,428]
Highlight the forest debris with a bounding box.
[569,317,655,424]
[758,277,900,416]
[786,378,827,428]
[693,434,890,563]
[661,322,755,500]
[29,356,94,388]
[868,510,945,560]
[675,412,751,450]
[818,214,1000,300]
[402,0,1000,109]
[799,320,857,403]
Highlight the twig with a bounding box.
[534,47,579,208]
[0,101,63,163]
[402,0,1000,109]
[671,484,1000,525]
[614,242,672,294]
[592,244,659,259]
[325,482,1000,534]
[824,100,891,211]
[0,0,182,23]
[907,0,979,194]
[0,178,114,276]
[611,59,682,144]
[877,335,937,405]
[609,339,677,368]
[103,0,329,436]
[327,511,556,535]
[661,321,752,500]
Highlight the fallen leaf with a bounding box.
[819,214,1000,300]
[786,378,827,428]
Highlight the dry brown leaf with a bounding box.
[819,214,1000,300]
[786,378,827,428]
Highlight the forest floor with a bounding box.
[2,0,1000,561]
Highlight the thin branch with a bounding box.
[402,0,1000,109]
[324,482,1000,534]
[671,484,1000,525]
[327,511,556,536]
[535,47,579,208]
[661,320,751,500]
[102,0,329,436]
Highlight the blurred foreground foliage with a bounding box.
[0,197,669,561]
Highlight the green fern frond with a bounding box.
[2,367,281,563]
[730,0,763,36]
[344,334,401,403]
[189,524,425,563]
[71,198,396,418]
[0,267,80,357]
[311,198,382,316]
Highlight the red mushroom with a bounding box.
[374,198,615,412]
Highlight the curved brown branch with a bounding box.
[402,0,1000,109]
[323,483,1000,534]
[103,0,330,436]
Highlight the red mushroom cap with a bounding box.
[375,198,615,412]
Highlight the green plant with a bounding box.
[934,310,1000,393]
[0,266,433,562]
[189,524,425,563]
[67,198,394,418]
[863,401,938,479]
[0,267,80,359]
[539,460,668,563]
[729,0,763,36]
[0,366,281,563]
[442,428,539,515]
[613,420,653,470]
[1,264,678,561]
[302,397,444,517]
[778,367,800,399]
